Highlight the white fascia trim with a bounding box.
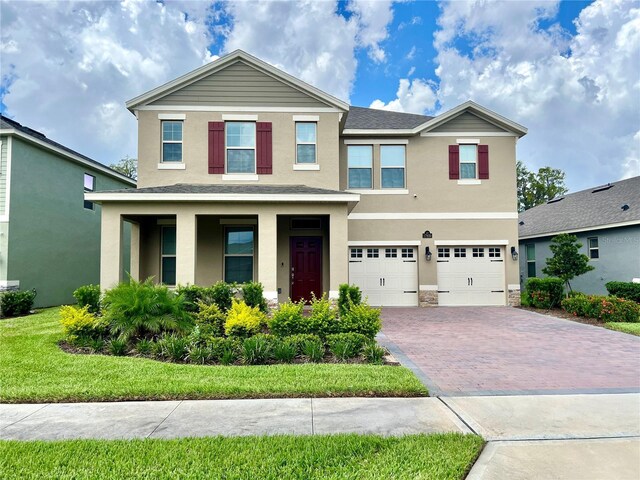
[346,189,409,195]
[0,280,20,288]
[348,212,518,220]
[139,105,341,113]
[456,138,480,144]
[434,240,509,246]
[158,163,186,170]
[158,113,186,120]
[293,164,320,171]
[293,115,319,121]
[343,129,416,135]
[85,193,361,203]
[221,174,259,182]
[421,132,517,137]
[519,220,640,240]
[457,180,481,185]
[419,285,438,291]
[343,138,409,145]
[348,241,421,246]
[0,129,136,186]
[222,114,259,121]
[508,284,521,290]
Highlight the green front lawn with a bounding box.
[0,309,427,403]
[0,433,483,480]
[605,322,640,336]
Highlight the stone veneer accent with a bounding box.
[508,288,521,307]
[419,290,438,307]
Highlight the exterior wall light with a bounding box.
[425,246,432,261]
[511,246,519,261]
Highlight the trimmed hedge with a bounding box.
[562,294,640,323]
[524,277,564,309]
[605,281,640,303]
[1,289,37,317]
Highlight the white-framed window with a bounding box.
[454,247,466,258]
[459,144,477,179]
[385,248,397,258]
[380,145,406,189]
[526,244,536,277]
[401,248,414,258]
[224,226,254,283]
[83,173,95,210]
[161,226,177,286]
[367,248,379,258]
[472,247,484,258]
[438,247,450,258]
[348,145,373,189]
[588,237,599,259]
[162,121,183,162]
[350,248,363,258]
[488,247,501,258]
[296,122,317,164]
[226,122,256,174]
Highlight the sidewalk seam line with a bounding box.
[437,397,478,435]
[490,434,640,443]
[0,403,50,431]
[310,398,315,435]
[146,400,182,439]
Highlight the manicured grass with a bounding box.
[0,433,483,480]
[0,308,427,403]
[605,322,640,336]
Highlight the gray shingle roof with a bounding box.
[344,106,432,130]
[99,183,349,195]
[519,176,640,238]
[0,115,135,184]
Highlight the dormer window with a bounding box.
[161,121,183,162]
[226,122,256,173]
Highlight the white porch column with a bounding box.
[176,211,197,285]
[329,207,349,300]
[258,212,278,303]
[129,221,140,281]
[100,206,122,289]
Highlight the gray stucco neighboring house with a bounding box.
[0,115,136,307]
[518,176,640,295]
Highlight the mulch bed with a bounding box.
[517,306,607,327]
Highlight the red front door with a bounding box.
[290,236,323,302]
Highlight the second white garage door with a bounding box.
[436,246,506,306]
[349,247,418,307]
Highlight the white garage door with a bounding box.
[349,247,418,307]
[436,246,506,306]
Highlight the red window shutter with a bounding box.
[256,122,272,174]
[478,145,489,179]
[208,122,225,174]
[448,145,459,180]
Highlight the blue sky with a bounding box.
[0,0,638,191]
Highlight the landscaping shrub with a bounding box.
[606,281,640,303]
[211,281,234,312]
[267,300,306,336]
[520,291,531,307]
[301,337,325,362]
[176,285,215,313]
[194,302,226,338]
[562,294,640,323]
[206,337,241,362]
[525,277,564,309]
[363,343,386,365]
[187,345,210,365]
[89,338,105,354]
[225,300,265,337]
[326,333,368,360]
[135,339,153,355]
[284,334,322,356]
[160,334,189,362]
[73,284,101,314]
[338,284,362,315]
[241,282,268,312]
[59,305,108,342]
[337,302,381,339]
[108,338,128,356]
[308,294,339,337]
[102,278,193,341]
[273,338,296,363]
[1,289,37,317]
[242,334,275,365]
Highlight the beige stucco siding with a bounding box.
[137,110,341,190]
[430,111,508,132]
[149,61,329,108]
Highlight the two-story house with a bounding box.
[0,115,135,308]
[87,50,527,307]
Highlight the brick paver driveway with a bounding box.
[380,307,640,396]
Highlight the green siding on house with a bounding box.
[6,137,132,307]
[431,112,508,133]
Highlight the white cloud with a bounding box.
[370,78,437,114]
[432,0,640,190]
[348,0,394,63]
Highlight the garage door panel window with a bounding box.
[380,145,406,189]
[488,247,501,258]
[350,248,363,259]
[385,248,398,258]
[472,248,484,258]
[438,248,450,258]
[401,248,414,258]
[348,145,373,189]
[454,248,466,258]
[367,248,379,258]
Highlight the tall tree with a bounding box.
[109,156,137,180]
[517,161,568,212]
[542,234,594,294]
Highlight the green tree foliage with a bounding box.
[517,161,568,212]
[542,234,594,294]
[109,155,137,180]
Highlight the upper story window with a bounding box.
[380,145,406,189]
[588,237,599,259]
[459,144,477,179]
[83,173,95,210]
[296,122,317,164]
[162,121,183,162]
[226,122,256,173]
[348,145,373,189]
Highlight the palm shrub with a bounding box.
[268,300,306,336]
[102,277,193,341]
[242,281,268,312]
[338,284,362,316]
[73,284,101,314]
[225,300,265,337]
[211,281,234,312]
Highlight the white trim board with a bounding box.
[421,132,517,137]
[293,115,319,121]
[419,285,438,291]
[434,240,509,246]
[348,241,421,246]
[221,174,259,182]
[346,189,409,195]
[519,220,640,240]
[348,212,518,220]
[456,138,480,144]
[293,164,320,171]
[343,139,409,145]
[157,163,186,170]
[158,113,186,120]
[86,192,361,203]
[222,114,259,121]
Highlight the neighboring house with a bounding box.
[87,50,527,307]
[0,116,135,308]
[519,176,640,295]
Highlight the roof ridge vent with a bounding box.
[547,196,564,204]
[592,183,614,193]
